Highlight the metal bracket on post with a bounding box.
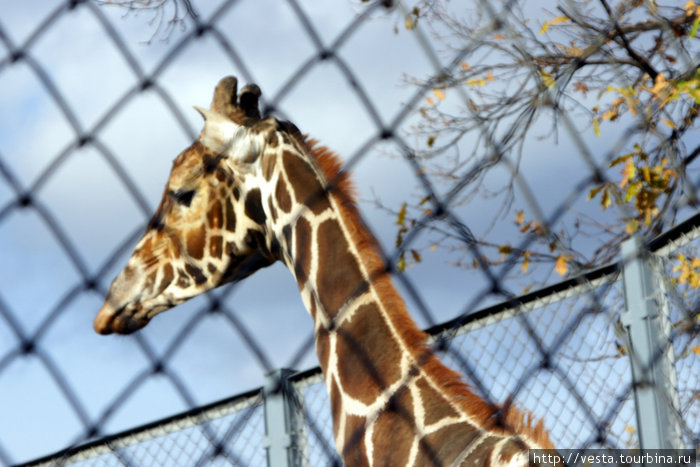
[263,368,306,467]
[620,237,682,450]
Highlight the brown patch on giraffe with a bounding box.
[244,188,266,224]
[176,268,190,288]
[208,200,223,230]
[185,263,207,285]
[225,241,237,256]
[210,235,223,259]
[293,217,311,286]
[417,421,486,465]
[207,263,217,274]
[315,324,330,372]
[145,269,157,293]
[336,303,401,405]
[416,376,459,426]
[371,388,415,466]
[315,219,366,316]
[215,168,226,183]
[156,263,174,295]
[275,176,292,213]
[224,197,236,231]
[342,414,369,466]
[186,224,206,260]
[282,150,331,215]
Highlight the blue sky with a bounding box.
[0,0,697,464]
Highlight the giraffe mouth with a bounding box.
[94,303,152,335]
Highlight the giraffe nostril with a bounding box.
[94,304,127,335]
[93,311,115,335]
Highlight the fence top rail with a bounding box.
[426,211,700,338]
[19,387,264,467]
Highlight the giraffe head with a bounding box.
[94,77,281,335]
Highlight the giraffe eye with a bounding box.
[171,189,196,207]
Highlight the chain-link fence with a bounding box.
[20,220,700,465]
[0,0,698,466]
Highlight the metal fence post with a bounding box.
[620,237,682,450]
[264,368,306,467]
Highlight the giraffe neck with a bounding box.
[262,139,551,466]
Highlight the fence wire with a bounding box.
[0,0,698,466]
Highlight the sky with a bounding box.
[0,0,697,465]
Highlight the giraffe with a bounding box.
[94,76,558,466]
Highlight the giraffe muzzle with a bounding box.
[94,303,151,335]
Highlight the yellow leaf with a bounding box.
[690,15,700,39]
[601,109,619,121]
[397,255,406,272]
[425,96,434,106]
[624,181,642,202]
[460,62,471,71]
[486,71,495,82]
[433,88,446,100]
[493,34,505,40]
[411,249,422,263]
[405,13,417,30]
[555,255,569,276]
[588,185,604,200]
[540,16,568,34]
[620,158,636,188]
[396,202,407,226]
[625,425,636,434]
[522,251,531,273]
[625,219,638,234]
[609,154,632,167]
[692,346,700,355]
[601,186,611,209]
[593,116,601,137]
[467,78,486,86]
[661,118,676,129]
[515,210,525,225]
[498,245,512,256]
[540,69,555,88]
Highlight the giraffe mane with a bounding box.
[284,132,555,451]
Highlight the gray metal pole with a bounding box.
[620,236,682,450]
[263,368,306,467]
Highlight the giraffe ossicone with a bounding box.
[95,76,558,466]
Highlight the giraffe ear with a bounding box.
[194,106,241,154]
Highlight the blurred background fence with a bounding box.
[21,216,700,465]
[0,0,698,466]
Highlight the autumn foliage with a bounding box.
[390,0,699,288]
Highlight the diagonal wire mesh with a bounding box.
[0,0,698,465]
